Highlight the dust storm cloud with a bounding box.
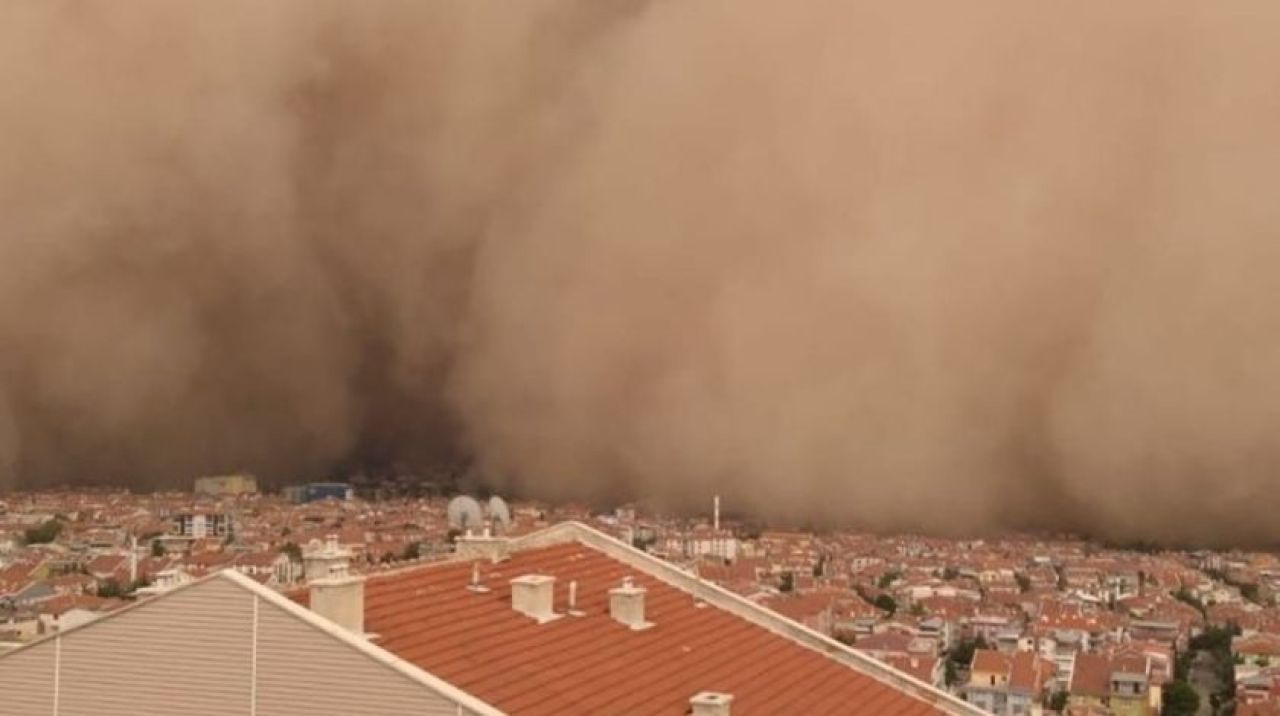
[1,1,1279,545]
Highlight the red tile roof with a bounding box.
[1237,635,1280,658]
[1008,651,1053,695]
[856,631,917,655]
[314,539,955,715]
[1069,653,1112,699]
[883,654,941,685]
[971,649,1011,675]
[1239,700,1280,716]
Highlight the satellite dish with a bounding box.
[487,496,512,534]
[447,495,484,532]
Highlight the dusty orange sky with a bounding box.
[2,1,1279,544]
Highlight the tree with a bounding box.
[944,659,960,687]
[1047,690,1068,712]
[1015,573,1032,592]
[779,572,795,593]
[950,637,988,668]
[945,636,988,686]
[878,570,901,589]
[942,566,960,581]
[1190,623,1238,653]
[873,594,897,615]
[23,519,62,545]
[402,541,422,560]
[96,579,124,599]
[630,532,656,551]
[280,542,303,562]
[1174,649,1193,681]
[1214,651,1237,709]
[151,539,166,558]
[1162,680,1199,716]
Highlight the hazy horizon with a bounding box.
[3,1,1280,547]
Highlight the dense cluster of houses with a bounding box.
[658,524,1280,714]
[3,489,1280,714]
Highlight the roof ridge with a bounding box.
[0,568,507,716]
[510,521,982,715]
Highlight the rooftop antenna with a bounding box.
[487,495,512,535]
[447,496,484,533]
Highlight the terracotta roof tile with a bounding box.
[971,649,1011,675]
[1069,653,1112,699]
[326,540,950,715]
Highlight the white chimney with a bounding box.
[609,576,653,630]
[690,692,733,716]
[135,566,190,597]
[510,575,560,623]
[303,534,353,582]
[455,531,510,563]
[310,562,366,635]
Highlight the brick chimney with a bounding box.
[609,576,653,630]
[510,575,560,623]
[309,562,366,636]
[690,692,733,716]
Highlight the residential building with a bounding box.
[1235,633,1280,682]
[0,521,981,715]
[1067,652,1156,716]
[173,512,230,539]
[193,473,258,496]
[963,649,1055,716]
[282,482,354,504]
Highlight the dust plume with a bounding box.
[2,1,1279,545]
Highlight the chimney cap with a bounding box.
[312,568,365,587]
[690,692,734,715]
[609,575,653,630]
[611,576,645,594]
[510,574,555,588]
